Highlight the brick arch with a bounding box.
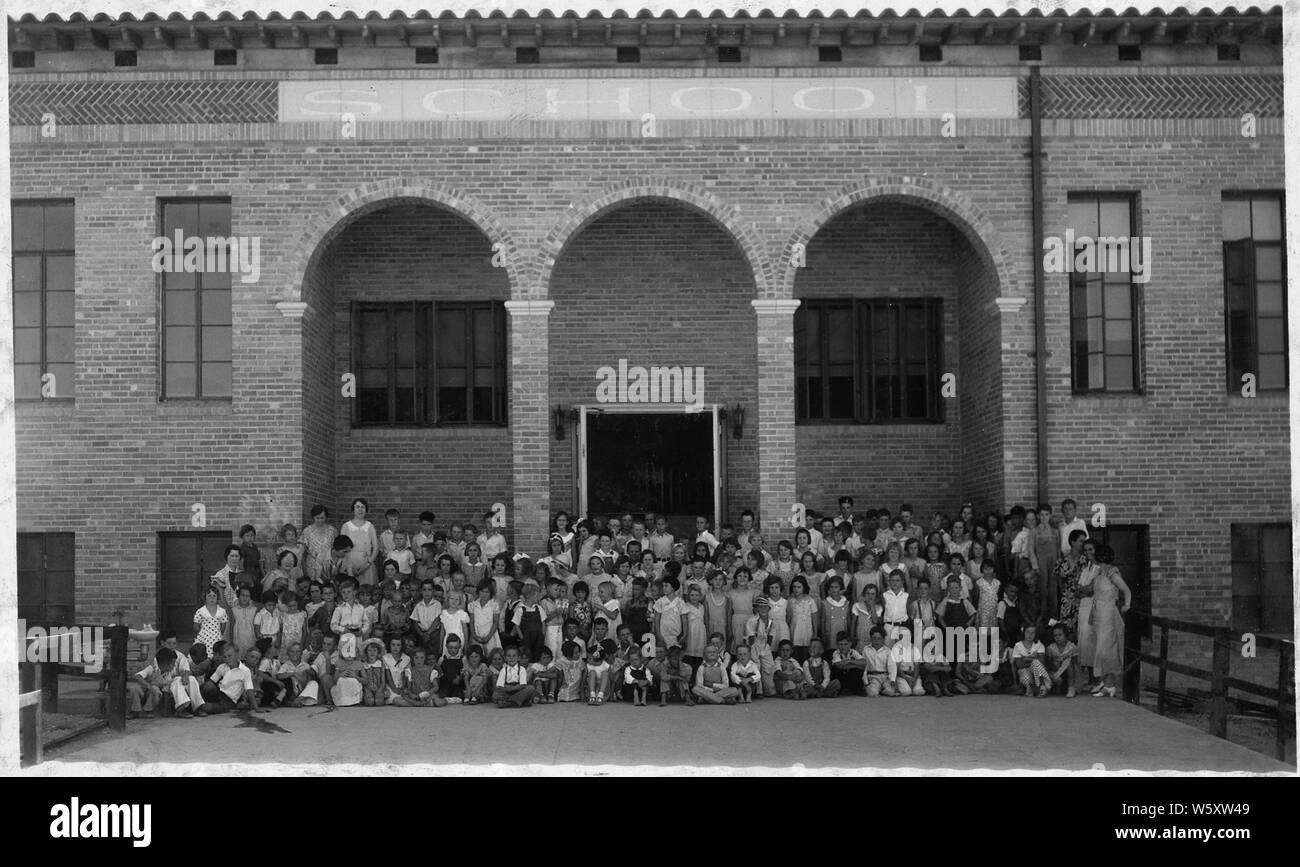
[286,177,524,305]
[778,177,1017,300]
[537,178,769,297]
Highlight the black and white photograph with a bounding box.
[0,0,1295,824]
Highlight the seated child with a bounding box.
[492,646,537,708]
[890,631,923,696]
[861,627,898,697]
[357,638,387,707]
[556,640,586,703]
[195,643,260,716]
[529,647,560,704]
[1046,623,1079,697]
[706,632,732,672]
[772,640,807,699]
[830,632,867,696]
[274,641,318,707]
[279,593,308,654]
[584,645,611,707]
[128,647,200,718]
[621,647,652,706]
[1013,624,1053,697]
[249,642,284,708]
[436,635,466,702]
[381,636,412,706]
[659,645,695,707]
[729,644,761,703]
[800,638,841,698]
[395,647,448,707]
[461,646,491,705]
[692,645,739,705]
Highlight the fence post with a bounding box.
[105,625,128,733]
[1279,641,1295,763]
[1156,622,1169,716]
[1209,627,1230,741]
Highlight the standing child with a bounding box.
[972,559,1001,630]
[557,640,586,703]
[540,578,568,660]
[409,580,444,656]
[727,567,757,646]
[569,581,595,642]
[438,591,471,654]
[787,577,818,662]
[763,579,791,647]
[1013,624,1053,697]
[704,571,732,651]
[467,580,502,656]
[512,583,546,666]
[851,585,884,653]
[729,644,761,704]
[744,596,778,697]
[279,592,307,654]
[624,578,652,647]
[680,583,708,672]
[820,579,851,652]
[653,574,685,650]
[231,586,258,655]
[595,580,623,639]
[388,532,417,580]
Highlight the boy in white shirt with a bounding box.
[1057,498,1089,555]
[379,508,403,559]
[861,627,897,696]
[728,644,761,703]
[881,569,910,644]
[387,532,417,579]
[648,516,675,561]
[694,515,720,556]
[477,514,508,561]
[195,644,260,715]
[492,646,536,708]
[412,511,437,552]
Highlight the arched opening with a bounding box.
[300,200,513,521]
[793,198,1004,519]
[546,199,758,536]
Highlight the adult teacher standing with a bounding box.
[341,498,379,586]
[1078,543,1132,697]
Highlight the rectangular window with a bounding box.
[1068,194,1141,393]
[17,533,75,624]
[1223,193,1286,391]
[160,200,233,399]
[795,298,943,423]
[353,301,507,426]
[1230,523,1293,634]
[12,201,75,400]
[159,532,233,642]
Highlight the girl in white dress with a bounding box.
[341,498,379,586]
[467,582,502,655]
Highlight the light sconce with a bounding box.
[731,404,745,439]
[552,405,567,440]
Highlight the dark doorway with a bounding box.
[158,531,232,642]
[586,412,714,539]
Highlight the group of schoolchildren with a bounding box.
[128,496,1101,718]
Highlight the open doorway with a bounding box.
[577,406,721,540]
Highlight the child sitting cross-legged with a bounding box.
[392,647,448,707]
[1013,624,1053,697]
[772,640,807,699]
[658,645,696,707]
[691,645,739,705]
[493,646,537,708]
[799,638,840,698]
[729,644,761,704]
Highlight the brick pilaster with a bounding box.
[506,300,553,556]
[752,299,800,543]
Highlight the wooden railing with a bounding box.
[18,624,128,765]
[1130,614,1294,762]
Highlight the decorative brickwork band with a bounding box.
[1016,73,1283,119]
[993,296,1028,315]
[274,301,314,321]
[10,80,278,125]
[503,300,556,316]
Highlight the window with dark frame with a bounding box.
[18,532,75,624]
[353,300,507,427]
[160,199,233,399]
[1230,523,1293,634]
[1068,194,1141,393]
[1223,193,1286,392]
[12,201,75,400]
[795,298,943,423]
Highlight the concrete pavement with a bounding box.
[32,693,1295,774]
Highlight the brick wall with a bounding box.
[793,204,966,519]
[546,202,758,526]
[324,204,514,531]
[9,96,1288,630]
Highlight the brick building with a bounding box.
[8,5,1291,654]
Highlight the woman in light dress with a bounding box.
[1077,542,1131,697]
[341,498,379,586]
[301,505,337,582]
